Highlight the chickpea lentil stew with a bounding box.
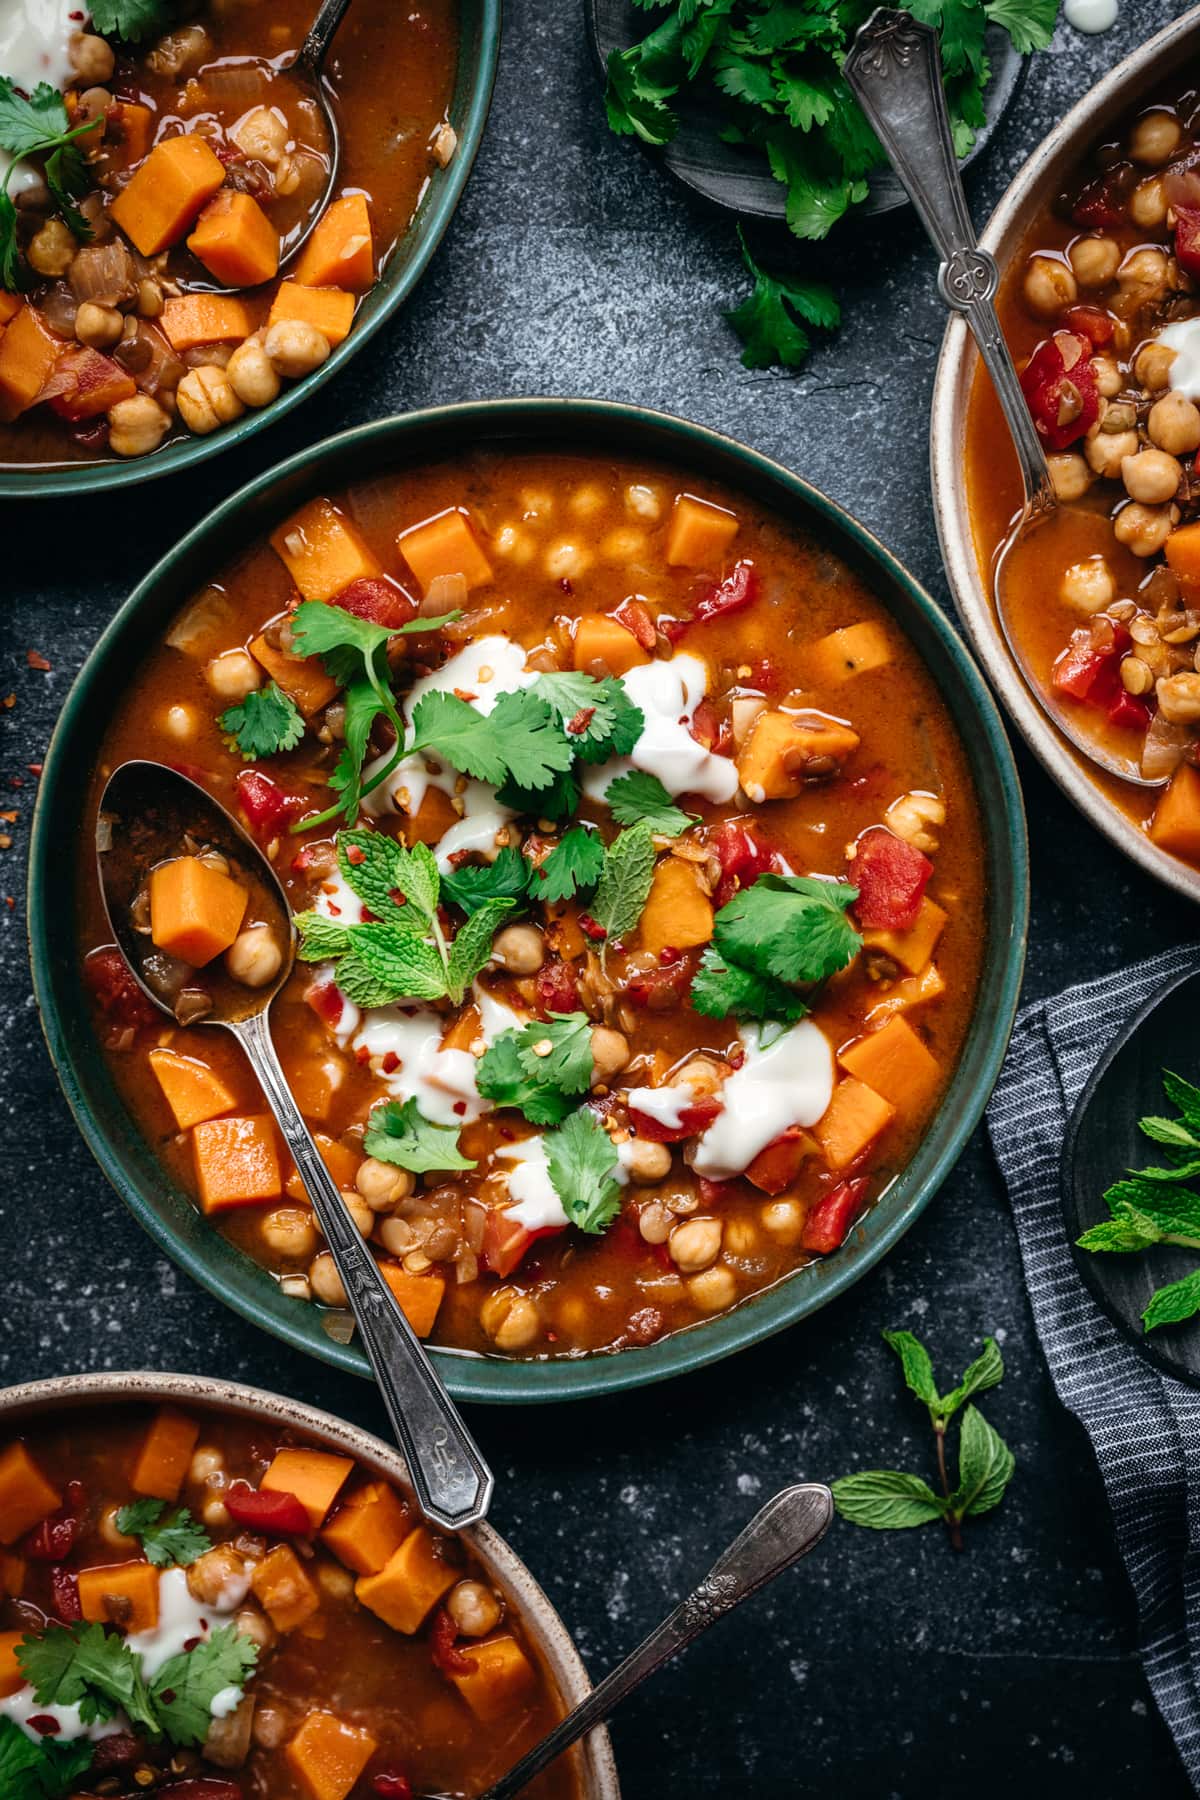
[0,0,457,467]
[0,1402,575,1798]
[81,449,987,1361]
[967,77,1200,868]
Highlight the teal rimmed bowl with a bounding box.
[0,0,500,501]
[28,399,1029,1402]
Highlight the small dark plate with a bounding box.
[1062,956,1200,1388]
[586,0,1025,222]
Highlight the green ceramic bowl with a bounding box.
[28,399,1029,1403]
[0,0,500,501]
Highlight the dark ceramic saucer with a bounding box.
[1062,956,1200,1389]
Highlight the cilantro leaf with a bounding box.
[408,688,575,793]
[0,82,102,288]
[149,1625,258,1748]
[726,224,839,371]
[689,945,808,1024]
[0,1719,93,1800]
[604,11,685,146]
[442,846,532,915]
[0,81,76,161]
[545,1108,622,1234]
[534,827,605,904]
[88,0,177,42]
[713,873,860,986]
[605,771,696,836]
[476,1030,580,1126]
[18,1621,156,1735]
[496,766,581,821]
[590,821,657,944]
[533,672,644,765]
[219,681,304,763]
[363,1097,475,1173]
[515,1013,595,1094]
[983,0,1058,55]
[114,1499,211,1569]
[831,1469,948,1530]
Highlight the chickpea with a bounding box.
[264,319,331,379]
[1156,672,1200,723]
[672,1056,727,1100]
[231,105,289,166]
[205,650,260,703]
[1122,447,1182,505]
[1085,426,1139,479]
[1059,557,1115,614]
[761,1198,804,1246]
[137,279,163,319]
[187,1544,251,1610]
[99,1504,137,1550]
[625,483,662,522]
[447,1579,502,1637]
[233,1606,276,1652]
[1119,246,1169,297]
[544,541,593,582]
[107,394,170,459]
[189,1445,224,1484]
[309,1251,348,1306]
[1113,501,1176,557]
[260,1205,318,1261]
[253,1707,288,1751]
[1130,177,1168,229]
[69,30,116,81]
[494,524,534,563]
[177,365,244,435]
[687,1266,738,1312]
[1092,354,1122,398]
[589,1026,630,1084]
[227,337,282,410]
[491,922,545,974]
[431,122,458,168]
[356,1157,414,1209]
[376,1216,417,1256]
[162,703,198,740]
[624,1137,672,1184]
[1022,254,1076,318]
[225,924,283,989]
[203,1495,231,1530]
[1130,110,1182,167]
[883,791,945,854]
[317,1562,355,1600]
[1135,340,1177,393]
[1069,236,1121,288]
[600,527,647,562]
[669,1216,723,1273]
[569,483,605,519]
[638,1200,673,1244]
[75,300,122,350]
[1148,391,1200,455]
[28,217,75,278]
[1047,452,1091,502]
[479,1287,542,1351]
[340,1188,374,1236]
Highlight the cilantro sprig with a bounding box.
[89,0,177,42]
[0,1718,93,1800]
[478,1013,595,1125]
[726,226,840,372]
[219,681,304,763]
[1076,1069,1200,1332]
[690,873,861,1023]
[605,771,696,836]
[545,1108,622,1234]
[0,82,101,292]
[535,826,605,903]
[149,1626,258,1746]
[113,1498,211,1568]
[832,1329,1013,1550]
[364,1096,477,1173]
[442,846,532,916]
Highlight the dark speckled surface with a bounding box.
[2,2,1197,1793]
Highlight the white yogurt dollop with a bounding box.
[496,1135,569,1232]
[0,0,78,194]
[584,654,739,806]
[1155,318,1200,400]
[691,1022,834,1180]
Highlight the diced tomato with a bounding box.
[429,1605,472,1675]
[373,1774,414,1800]
[534,958,580,1017]
[1072,164,1134,229]
[305,980,348,1030]
[799,1177,870,1255]
[624,954,696,1010]
[688,697,733,756]
[850,826,932,933]
[628,1097,721,1143]
[1175,206,1200,280]
[1020,331,1100,452]
[223,1481,310,1535]
[664,560,760,641]
[745,1128,810,1196]
[44,348,136,421]
[83,946,157,1030]
[50,1566,81,1623]
[709,819,782,908]
[333,577,418,630]
[612,597,658,650]
[1063,304,1114,348]
[698,1177,733,1208]
[1052,624,1133,722]
[1106,688,1152,733]
[235,768,300,836]
[23,1482,84,1561]
[480,1210,561,1277]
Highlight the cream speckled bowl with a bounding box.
[0,1369,619,1798]
[931,5,1200,906]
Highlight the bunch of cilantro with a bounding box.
[604,0,1058,369]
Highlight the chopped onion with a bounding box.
[1141,712,1189,782]
[69,241,135,306]
[167,587,235,656]
[321,1311,356,1344]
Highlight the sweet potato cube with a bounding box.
[0,1443,60,1544]
[285,1711,378,1800]
[188,189,279,288]
[193,1114,282,1213]
[251,1543,321,1632]
[0,292,22,325]
[110,132,226,254]
[261,1447,353,1529]
[398,785,460,848]
[807,621,892,686]
[287,1051,345,1124]
[0,306,61,422]
[131,1407,200,1502]
[862,897,947,976]
[149,1048,237,1131]
[78,1561,160,1633]
[439,1004,482,1054]
[284,1133,360,1202]
[666,493,739,567]
[398,508,493,593]
[161,294,256,352]
[1165,521,1200,589]
[111,100,152,166]
[270,497,381,602]
[737,709,860,801]
[267,281,355,348]
[294,194,374,292]
[1150,763,1200,860]
[814,1078,895,1171]
[865,961,946,1024]
[0,1630,25,1697]
[572,612,650,678]
[450,1634,537,1722]
[379,1264,446,1339]
[355,1526,455,1633]
[320,1481,411,1576]
[249,631,339,718]
[639,858,713,955]
[838,1016,941,1114]
[150,855,248,967]
[1,1552,25,1595]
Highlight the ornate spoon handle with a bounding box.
[232,1009,494,1531]
[297,0,355,76]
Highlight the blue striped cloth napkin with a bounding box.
[987,946,1200,1789]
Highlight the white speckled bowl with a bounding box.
[931,5,1200,906]
[0,1370,619,1798]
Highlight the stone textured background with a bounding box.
[2,1,1197,1792]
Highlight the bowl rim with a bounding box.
[0,0,502,501]
[930,4,1200,907]
[0,1367,619,1798]
[28,395,1029,1403]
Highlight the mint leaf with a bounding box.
[442,847,531,915]
[605,771,696,835]
[1144,1268,1200,1332]
[545,1109,622,1234]
[149,1625,258,1748]
[219,681,304,762]
[363,1097,475,1174]
[114,1499,211,1569]
[936,1337,1004,1426]
[295,912,354,961]
[333,929,447,1008]
[831,1470,947,1530]
[1163,1069,1200,1134]
[535,828,605,904]
[590,820,657,944]
[1139,1114,1200,1151]
[689,946,809,1025]
[949,1405,1015,1520]
[445,896,516,1001]
[881,1329,937,1408]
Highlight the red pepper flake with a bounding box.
[26,651,51,671]
[346,844,366,865]
[578,913,607,942]
[356,1045,371,1065]
[4,897,14,911]
[27,1716,60,1736]
[8,776,23,789]
[559,577,574,595]
[728,1046,745,1069]
[453,687,478,703]
[27,763,42,776]
[373,1774,414,1800]
[659,946,680,964]
[566,706,596,736]
[326,902,341,916]
[453,1100,467,1115]
[381,1051,400,1074]
[2,695,14,709]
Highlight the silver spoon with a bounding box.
[844,8,1161,789]
[424,1483,833,1800]
[96,758,493,1533]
